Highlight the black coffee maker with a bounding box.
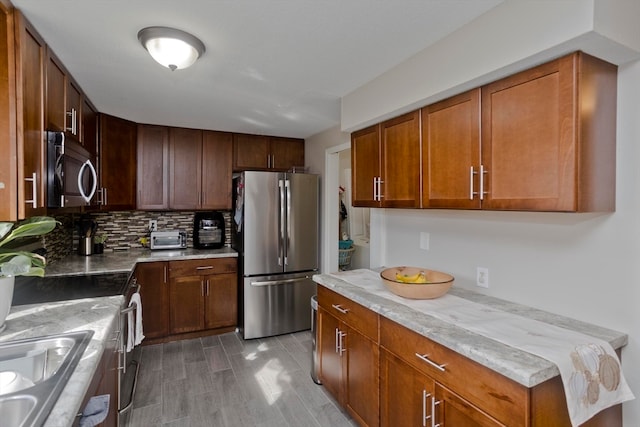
[193,211,225,249]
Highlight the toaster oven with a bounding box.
[150,231,187,250]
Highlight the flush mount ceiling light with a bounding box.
[138,26,205,71]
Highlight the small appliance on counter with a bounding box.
[194,211,225,249]
[150,230,187,250]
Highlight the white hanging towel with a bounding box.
[126,292,145,352]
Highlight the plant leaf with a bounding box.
[0,223,13,240]
[0,254,33,276]
[0,217,58,248]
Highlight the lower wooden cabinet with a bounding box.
[380,349,503,427]
[168,257,237,335]
[134,261,169,340]
[318,286,622,427]
[317,286,379,427]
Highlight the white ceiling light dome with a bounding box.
[138,26,205,71]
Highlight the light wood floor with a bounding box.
[124,330,356,427]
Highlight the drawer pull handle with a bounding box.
[331,304,349,314]
[196,266,214,270]
[415,352,446,372]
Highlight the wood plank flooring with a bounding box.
[125,330,356,427]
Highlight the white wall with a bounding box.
[334,1,640,424]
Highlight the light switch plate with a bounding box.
[420,232,430,250]
[476,267,489,288]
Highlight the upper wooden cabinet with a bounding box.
[201,130,233,209]
[14,10,46,219]
[169,128,233,210]
[137,124,169,210]
[45,49,81,138]
[422,89,481,209]
[0,1,15,220]
[98,113,137,210]
[352,110,421,208]
[481,52,616,212]
[356,51,617,213]
[233,133,304,172]
[81,97,97,159]
[351,125,380,207]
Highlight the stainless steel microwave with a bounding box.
[46,131,97,208]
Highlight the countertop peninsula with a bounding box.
[313,270,628,388]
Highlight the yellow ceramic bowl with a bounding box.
[380,266,454,299]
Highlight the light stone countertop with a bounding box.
[313,272,628,388]
[44,247,238,278]
[1,296,124,427]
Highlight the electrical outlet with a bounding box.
[420,232,430,250]
[476,267,489,288]
[149,219,158,232]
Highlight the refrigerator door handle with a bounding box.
[285,178,291,266]
[278,179,286,266]
[250,276,312,286]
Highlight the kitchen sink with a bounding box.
[0,330,94,427]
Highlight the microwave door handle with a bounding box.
[78,159,98,203]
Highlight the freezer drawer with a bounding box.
[241,273,317,339]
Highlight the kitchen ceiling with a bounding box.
[11,0,502,139]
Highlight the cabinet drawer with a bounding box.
[380,316,527,426]
[318,286,378,341]
[169,257,237,277]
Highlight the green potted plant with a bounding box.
[93,234,107,254]
[0,216,58,332]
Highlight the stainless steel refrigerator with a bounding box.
[233,171,319,339]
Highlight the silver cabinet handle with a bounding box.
[163,265,167,283]
[206,279,210,296]
[331,304,349,314]
[432,397,441,427]
[335,328,340,354]
[372,177,377,201]
[24,172,37,208]
[415,352,446,372]
[377,177,384,200]
[480,164,487,200]
[470,166,477,200]
[196,266,214,270]
[66,108,77,135]
[339,330,347,355]
[422,390,431,427]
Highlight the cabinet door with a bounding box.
[233,133,269,170]
[380,349,435,427]
[169,275,205,334]
[98,113,137,210]
[169,127,202,209]
[45,48,65,132]
[351,125,380,207]
[422,89,481,209]
[435,383,504,427]
[81,98,97,159]
[481,55,576,211]
[318,307,343,401]
[270,137,304,171]
[201,131,232,209]
[380,110,421,208]
[135,261,169,340]
[204,272,237,329]
[343,324,379,427]
[15,12,46,219]
[137,124,169,210]
[0,3,15,220]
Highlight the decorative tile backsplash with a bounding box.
[44,210,232,263]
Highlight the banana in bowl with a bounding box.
[380,266,454,299]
